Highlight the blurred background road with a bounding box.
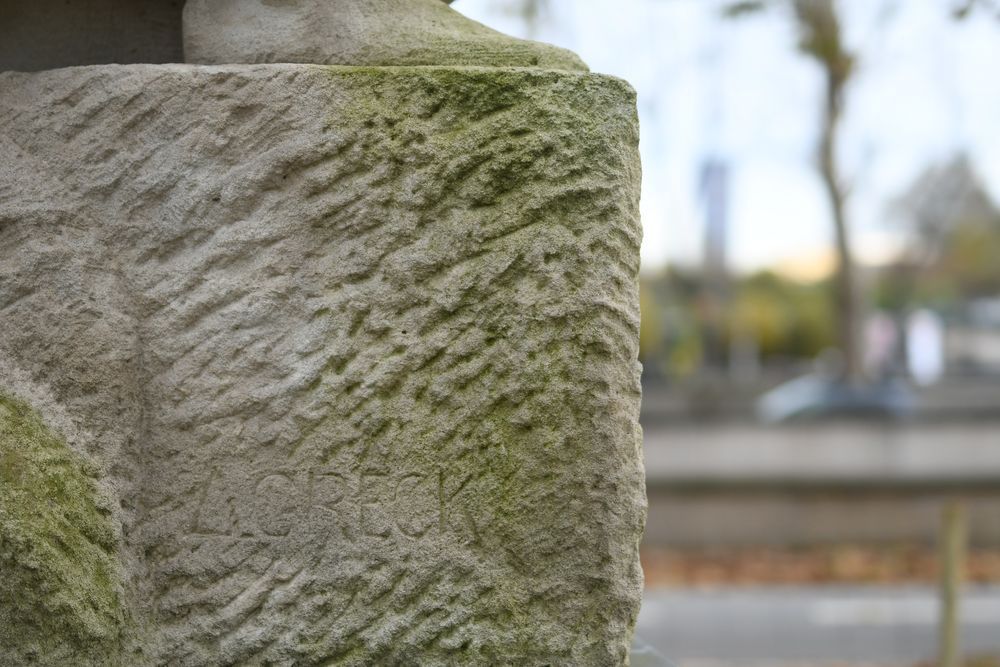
[637,587,1000,665]
[452,1,1000,665]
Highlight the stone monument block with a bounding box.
[1,63,644,664]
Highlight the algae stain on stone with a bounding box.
[0,392,125,665]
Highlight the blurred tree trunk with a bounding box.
[793,0,863,383]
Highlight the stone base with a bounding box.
[0,64,644,665]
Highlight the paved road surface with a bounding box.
[635,586,1000,666]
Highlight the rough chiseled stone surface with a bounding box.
[0,64,644,665]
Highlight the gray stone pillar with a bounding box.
[1,4,645,665]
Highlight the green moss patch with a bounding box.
[0,393,124,664]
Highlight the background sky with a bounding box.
[452,0,1000,275]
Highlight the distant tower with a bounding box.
[698,156,730,373]
[696,13,732,375]
[700,157,730,283]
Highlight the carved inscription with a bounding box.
[188,467,483,545]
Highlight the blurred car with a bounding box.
[756,374,916,423]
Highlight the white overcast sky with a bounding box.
[452,0,1000,274]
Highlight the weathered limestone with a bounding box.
[0,64,644,664]
[182,0,587,70]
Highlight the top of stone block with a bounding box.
[182,0,587,71]
[0,0,586,73]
